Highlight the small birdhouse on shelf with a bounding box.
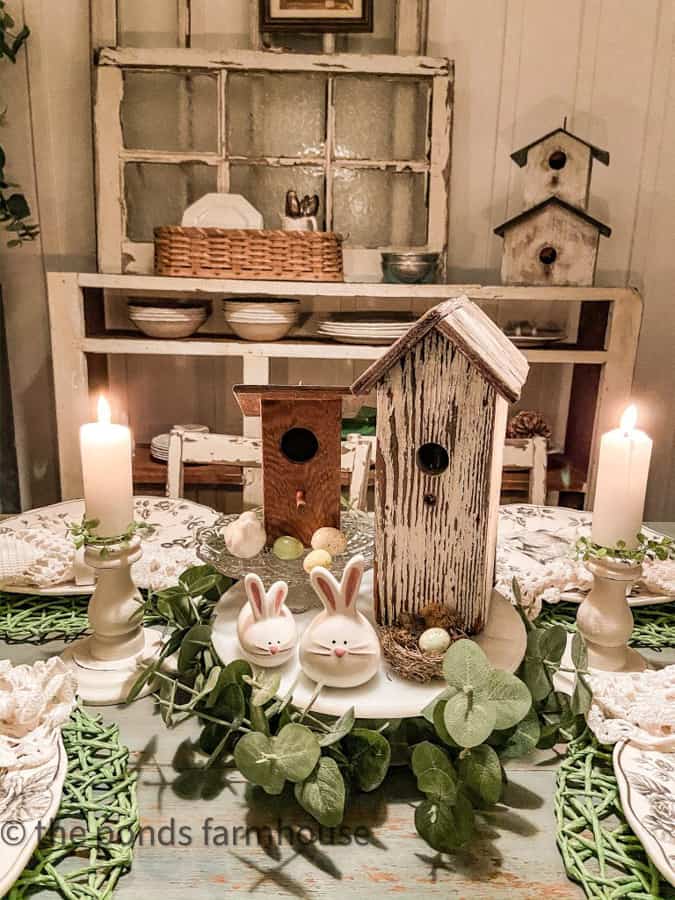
[351,297,529,636]
[510,124,610,209]
[494,196,611,286]
[233,384,348,546]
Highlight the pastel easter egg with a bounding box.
[418,627,451,655]
[303,548,332,573]
[311,526,347,556]
[272,535,304,560]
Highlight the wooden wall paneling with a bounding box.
[187,1,251,50]
[395,0,429,54]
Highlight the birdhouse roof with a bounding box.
[350,296,529,403]
[233,384,350,417]
[493,195,612,238]
[510,127,610,167]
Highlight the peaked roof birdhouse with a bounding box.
[234,385,348,546]
[351,297,529,634]
[510,125,610,209]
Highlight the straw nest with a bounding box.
[379,604,467,683]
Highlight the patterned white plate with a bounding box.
[0,736,68,897]
[0,496,220,596]
[496,504,672,607]
[613,741,675,886]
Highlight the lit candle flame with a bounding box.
[620,404,637,433]
[97,395,111,426]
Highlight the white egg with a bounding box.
[311,527,347,556]
[418,627,451,655]
[303,548,332,573]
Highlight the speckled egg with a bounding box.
[272,535,305,560]
[418,627,451,655]
[311,526,348,556]
[303,548,332,573]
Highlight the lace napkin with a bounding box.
[586,665,675,750]
[0,530,75,589]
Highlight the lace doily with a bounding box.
[496,557,593,621]
[586,665,675,750]
[0,529,74,589]
[0,658,77,769]
[640,559,675,595]
[131,545,203,591]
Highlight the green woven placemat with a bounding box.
[7,705,139,899]
[556,730,675,899]
[539,601,675,652]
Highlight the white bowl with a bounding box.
[129,307,207,319]
[226,320,295,341]
[130,310,208,338]
[224,300,299,315]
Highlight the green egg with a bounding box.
[272,535,304,560]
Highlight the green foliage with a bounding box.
[131,568,591,857]
[575,532,674,564]
[68,516,155,554]
[0,2,38,246]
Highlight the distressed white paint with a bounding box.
[503,437,547,505]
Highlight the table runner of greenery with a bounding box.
[7,705,140,899]
[538,601,675,652]
[555,730,674,899]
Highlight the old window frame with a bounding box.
[95,48,452,275]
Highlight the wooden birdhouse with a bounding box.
[351,297,529,634]
[494,196,611,286]
[511,125,610,209]
[233,385,347,546]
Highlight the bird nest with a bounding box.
[378,605,468,683]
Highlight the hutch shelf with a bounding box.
[47,272,641,508]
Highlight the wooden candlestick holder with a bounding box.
[575,557,646,673]
[61,537,162,705]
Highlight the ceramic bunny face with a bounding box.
[237,574,297,668]
[299,555,381,688]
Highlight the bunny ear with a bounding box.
[341,554,365,610]
[266,581,288,617]
[310,567,340,613]
[244,573,265,620]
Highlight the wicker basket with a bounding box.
[154,227,343,282]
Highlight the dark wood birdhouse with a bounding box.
[510,126,610,210]
[351,297,529,634]
[233,385,347,546]
[494,196,611,286]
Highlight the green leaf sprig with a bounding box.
[68,516,155,556]
[574,533,674,564]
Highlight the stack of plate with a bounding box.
[128,302,211,339]
[150,425,209,463]
[223,299,299,341]
[317,313,416,345]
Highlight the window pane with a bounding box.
[332,168,427,247]
[122,71,218,152]
[227,73,327,159]
[229,165,325,230]
[117,0,180,47]
[125,162,218,242]
[334,76,430,161]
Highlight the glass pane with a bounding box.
[332,168,427,247]
[334,76,430,161]
[227,72,327,159]
[229,165,325,230]
[118,0,180,47]
[122,71,218,152]
[125,162,218,242]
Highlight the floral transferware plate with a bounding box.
[496,504,672,608]
[613,741,675,886]
[0,496,219,596]
[0,658,76,897]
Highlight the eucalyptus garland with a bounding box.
[131,569,591,853]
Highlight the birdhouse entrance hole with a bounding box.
[539,245,558,265]
[416,442,450,476]
[548,150,567,170]
[280,427,319,463]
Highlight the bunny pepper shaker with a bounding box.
[237,574,298,667]
[299,554,381,688]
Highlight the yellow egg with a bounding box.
[418,627,451,655]
[303,548,332,573]
[272,535,305,560]
[311,526,348,556]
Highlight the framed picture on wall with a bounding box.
[260,0,374,32]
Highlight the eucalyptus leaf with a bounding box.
[233,732,285,795]
[538,625,568,664]
[571,632,588,670]
[294,757,345,827]
[484,669,532,730]
[344,728,391,791]
[432,699,460,748]
[443,689,496,748]
[273,724,321,783]
[411,741,455,779]
[414,790,474,853]
[521,631,553,702]
[251,671,281,707]
[178,624,212,672]
[421,687,453,724]
[417,769,457,803]
[458,745,503,805]
[319,707,355,748]
[499,708,540,760]
[442,639,491,693]
[249,702,270,736]
[571,672,593,715]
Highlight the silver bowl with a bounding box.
[382,251,440,284]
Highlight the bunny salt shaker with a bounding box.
[237,574,298,667]
[299,554,381,688]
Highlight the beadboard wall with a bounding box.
[1,0,674,518]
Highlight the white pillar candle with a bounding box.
[592,405,652,550]
[80,396,134,538]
